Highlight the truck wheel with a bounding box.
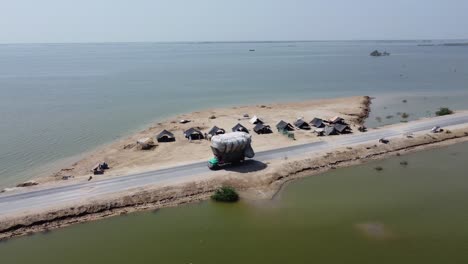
[208,162,220,170]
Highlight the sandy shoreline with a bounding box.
[2,96,468,241]
[37,96,370,184]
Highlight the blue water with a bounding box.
[1,41,468,186]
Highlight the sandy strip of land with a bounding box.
[38,96,370,184]
[1,110,468,240]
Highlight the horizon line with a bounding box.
[0,38,467,46]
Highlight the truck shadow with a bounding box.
[223,160,268,173]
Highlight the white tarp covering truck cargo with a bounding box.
[208,132,255,170]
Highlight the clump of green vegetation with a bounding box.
[375,116,382,122]
[435,107,453,116]
[211,186,239,202]
[400,161,408,166]
[401,112,409,119]
[386,115,394,119]
[374,166,383,171]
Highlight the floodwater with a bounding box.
[1,142,467,264]
[1,41,468,187]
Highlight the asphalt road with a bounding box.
[1,113,468,217]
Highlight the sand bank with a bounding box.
[40,96,370,184]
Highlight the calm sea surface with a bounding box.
[1,141,468,264]
[0,41,467,186]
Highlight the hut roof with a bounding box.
[324,126,338,136]
[249,115,264,124]
[232,123,249,133]
[334,123,350,133]
[276,120,294,131]
[310,118,325,128]
[184,127,203,136]
[294,119,310,129]
[208,126,225,136]
[329,116,344,124]
[253,123,272,134]
[156,130,174,139]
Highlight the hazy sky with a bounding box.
[1,0,467,43]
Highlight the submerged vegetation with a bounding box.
[374,166,383,171]
[435,107,453,116]
[211,186,239,202]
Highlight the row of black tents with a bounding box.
[183,122,273,141]
[155,116,352,143]
[277,117,351,136]
[151,122,270,143]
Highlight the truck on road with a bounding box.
[208,132,255,170]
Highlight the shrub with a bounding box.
[211,186,239,202]
[374,166,383,171]
[402,99,407,103]
[400,161,408,166]
[435,107,453,116]
[401,112,409,119]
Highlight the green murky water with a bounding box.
[1,143,468,264]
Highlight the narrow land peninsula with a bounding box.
[2,96,468,241]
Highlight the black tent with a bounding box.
[208,126,225,136]
[156,130,175,142]
[310,118,325,128]
[232,123,249,133]
[249,115,264,124]
[294,119,311,130]
[276,120,294,131]
[324,126,338,136]
[254,124,272,134]
[334,123,351,134]
[184,128,204,140]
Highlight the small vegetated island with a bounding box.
[435,107,453,116]
[370,50,390,56]
[211,186,239,202]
